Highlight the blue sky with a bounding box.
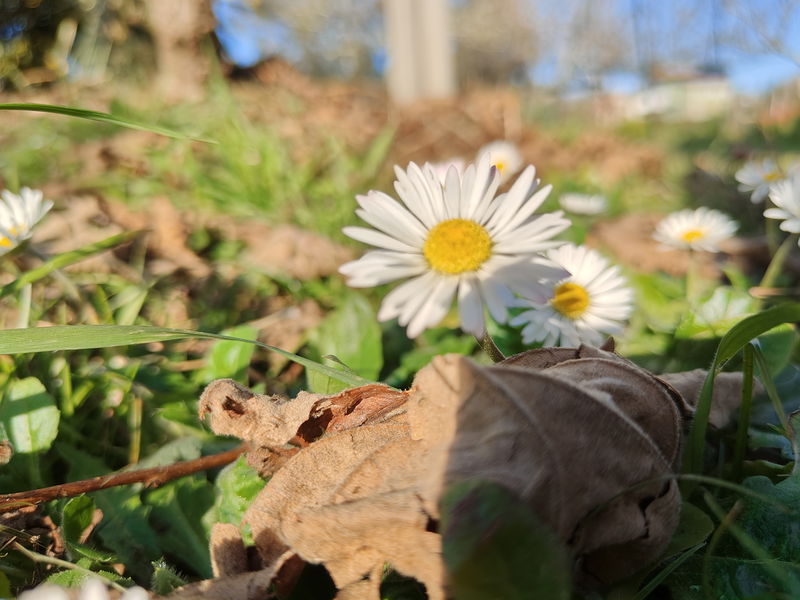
[213,0,800,95]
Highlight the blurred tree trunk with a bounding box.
[144,0,215,102]
[383,0,456,104]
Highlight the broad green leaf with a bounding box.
[0,103,213,142]
[441,480,571,600]
[0,324,374,389]
[58,445,161,580]
[45,570,90,588]
[46,570,133,588]
[62,496,96,546]
[0,572,10,597]
[686,303,800,475]
[206,325,258,383]
[665,555,800,600]
[68,543,118,564]
[202,455,265,542]
[0,377,59,453]
[731,475,800,564]
[146,476,215,578]
[135,437,202,469]
[307,293,383,393]
[0,231,140,299]
[92,492,160,580]
[665,503,714,556]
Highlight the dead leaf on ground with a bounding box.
[105,195,211,278]
[180,345,749,600]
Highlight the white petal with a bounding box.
[478,278,513,323]
[458,278,485,335]
[406,276,458,337]
[342,226,419,252]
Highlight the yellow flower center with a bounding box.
[422,218,493,274]
[764,170,782,182]
[494,160,507,174]
[0,226,19,248]
[551,282,590,319]
[681,229,705,243]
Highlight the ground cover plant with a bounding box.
[1,73,800,600]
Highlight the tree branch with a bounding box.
[0,444,246,513]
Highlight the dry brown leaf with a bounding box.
[658,369,753,429]
[198,379,322,448]
[249,298,324,371]
[239,223,354,280]
[173,550,292,600]
[33,195,126,274]
[105,196,211,278]
[210,523,249,578]
[191,345,749,599]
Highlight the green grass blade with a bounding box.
[732,344,755,481]
[752,343,792,435]
[703,491,800,593]
[0,231,141,299]
[0,103,215,143]
[0,325,375,389]
[685,303,800,476]
[633,543,705,600]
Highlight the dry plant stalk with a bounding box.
[172,345,746,600]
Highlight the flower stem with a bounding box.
[685,249,700,307]
[754,234,797,309]
[12,542,127,592]
[477,331,506,363]
[16,283,31,328]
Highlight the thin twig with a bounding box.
[13,542,128,592]
[0,445,246,513]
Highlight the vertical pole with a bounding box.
[383,0,456,104]
[384,0,419,104]
[418,0,456,99]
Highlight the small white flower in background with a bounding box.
[653,207,738,252]
[735,158,784,204]
[339,153,571,338]
[510,244,633,347]
[694,287,754,329]
[0,187,53,255]
[19,579,149,600]
[765,170,800,240]
[430,158,465,184]
[559,192,607,216]
[477,140,523,184]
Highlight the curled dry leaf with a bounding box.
[179,345,748,600]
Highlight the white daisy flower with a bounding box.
[430,158,465,184]
[19,579,149,600]
[477,140,523,184]
[510,244,633,347]
[735,158,784,203]
[339,154,572,338]
[559,192,607,215]
[765,170,800,238]
[0,187,53,255]
[653,207,738,252]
